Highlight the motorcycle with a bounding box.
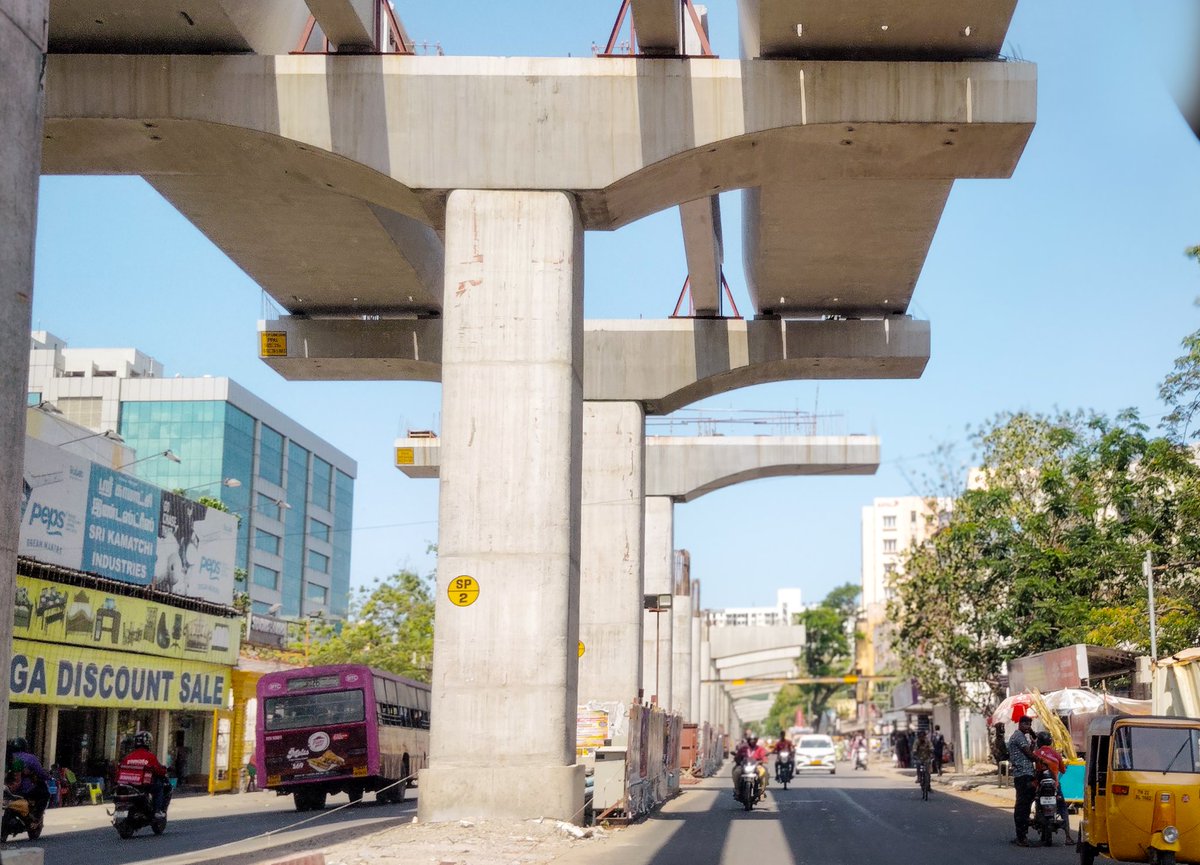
[1029,769,1064,847]
[1,793,42,843]
[775,750,794,789]
[111,781,172,839]
[735,758,765,811]
[854,746,868,771]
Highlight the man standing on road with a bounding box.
[931,725,946,775]
[1008,715,1037,847]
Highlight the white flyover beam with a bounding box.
[679,196,723,316]
[713,646,803,669]
[306,0,376,50]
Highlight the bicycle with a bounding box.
[915,758,932,800]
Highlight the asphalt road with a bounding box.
[569,764,1074,865]
[0,786,414,865]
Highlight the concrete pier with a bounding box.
[578,402,646,715]
[420,190,584,822]
[0,0,47,754]
[642,496,675,710]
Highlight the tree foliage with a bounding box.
[307,569,435,682]
[890,408,1200,714]
[764,584,859,733]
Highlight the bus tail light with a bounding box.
[1111,784,1129,795]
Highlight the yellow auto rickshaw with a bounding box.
[1080,715,1200,865]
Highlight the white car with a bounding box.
[794,735,837,774]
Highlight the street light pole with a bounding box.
[1146,551,1157,660]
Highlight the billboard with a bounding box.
[19,437,237,605]
[14,573,241,666]
[9,638,232,711]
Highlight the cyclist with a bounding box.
[912,730,934,790]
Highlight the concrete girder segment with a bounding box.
[714,646,806,671]
[258,316,930,410]
[631,0,683,56]
[393,433,878,488]
[679,196,724,316]
[44,55,1033,317]
[738,0,1018,61]
[305,0,377,51]
[646,434,879,502]
[47,0,311,54]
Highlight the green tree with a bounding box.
[764,584,859,733]
[307,569,435,681]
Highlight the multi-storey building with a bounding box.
[859,496,950,675]
[705,588,805,627]
[28,331,356,620]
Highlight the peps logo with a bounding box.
[29,503,67,536]
[308,731,330,753]
[200,557,222,580]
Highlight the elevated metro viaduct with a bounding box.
[2,0,1035,823]
[390,427,879,727]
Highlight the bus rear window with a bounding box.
[265,689,365,731]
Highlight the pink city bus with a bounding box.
[255,664,430,811]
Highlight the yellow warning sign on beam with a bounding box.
[395,447,415,465]
[449,575,479,607]
[259,331,287,357]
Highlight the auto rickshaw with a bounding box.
[1079,715,1200,865]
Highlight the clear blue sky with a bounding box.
[31,1,1200,611]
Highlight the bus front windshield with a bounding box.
[265,689,365,731]
[1113,725,1200,774]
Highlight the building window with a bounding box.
[883,538,897,553]
[911,510,918,523]
[308,518,331,543]
[255,529,281,556]
[253,564,279,590]
[884,563,897,576]
[882,515,896,529]
[307,582,328,604]
[252,600,274,615]
[307,550,330,574]
[256,493,282,520]
[260,425,284,486]
[312,457,332,510]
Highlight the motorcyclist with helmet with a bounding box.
[1033,730,1073,842]
[731,731,769,797]
[7,737,50,827]
[116,731,169,818]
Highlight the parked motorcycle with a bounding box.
[775,750,794,789]
[111,782,172,839]
[1030,769,1064,847]
[1,793,43,843]
[853,747,868,771]
[736,758,765,811]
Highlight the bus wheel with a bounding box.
[310,790,327,810]
[293,791,309,812]
[348,786,363,805]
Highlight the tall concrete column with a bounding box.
[0,0,47,756]
[642,496,674,709]
[690,611,701,722]
[670,591,692,718]
[578,401,646,719]
[699,628,712,727]
[423,190,585,823]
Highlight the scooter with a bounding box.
[1,792,43,843]
[775,750,794,789]
[853,746,868,770]
[1029,769,1064,847]
[735,758,765,811]
[111,782,172,839]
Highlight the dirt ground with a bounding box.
[269,817,614,865]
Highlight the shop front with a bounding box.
[8,561,242,791]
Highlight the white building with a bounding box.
[705,587,804,627]
[28,331,357,620]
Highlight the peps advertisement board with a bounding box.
[13,573,241,666]
[19,437,237,605]
[9,638,232,711]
